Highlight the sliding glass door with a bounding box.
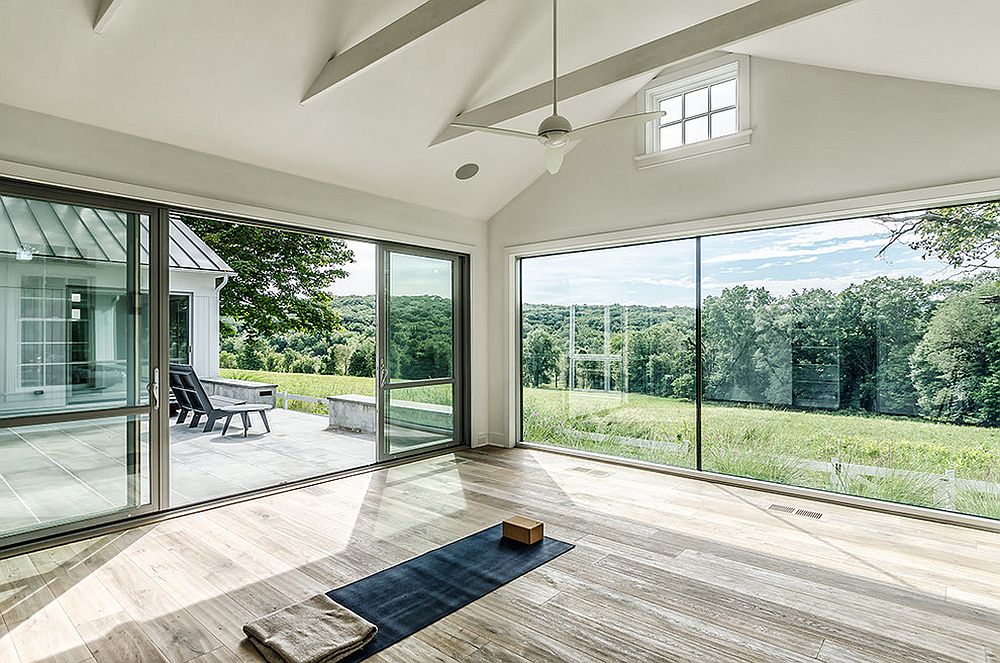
[0,185,163,545]
[378,247,462,459]
[0,180,472,552]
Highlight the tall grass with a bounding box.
[522,386,1000,519]
[702,428,808,486]
[954,489,1000,519]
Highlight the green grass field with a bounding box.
[523,387,1000,518]
[218,371,1000,518]
[221,369,376,399]
[219,370,452,413]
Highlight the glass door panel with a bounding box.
[385,385,454,454]
[379,249,459,458]
[0,189,157,544]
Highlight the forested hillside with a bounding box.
[522,275,1000,427]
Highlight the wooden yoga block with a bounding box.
[502,516,544,545]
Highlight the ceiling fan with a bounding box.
[451,0,664,175]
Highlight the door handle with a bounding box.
[379,361,388,388]
[148,367,160,410]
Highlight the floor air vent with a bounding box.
[570,466,612,477]
[769,504,826,520]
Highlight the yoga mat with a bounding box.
[327,523,574,661]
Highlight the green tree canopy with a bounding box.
[183,216,354,339]
[524,327,560,388]
[879,202,1000,273]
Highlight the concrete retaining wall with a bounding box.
[202,378,278,407]
[327,393,452,434]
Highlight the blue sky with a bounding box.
[521,216,962,307]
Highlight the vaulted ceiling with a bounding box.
[0,0,998,220]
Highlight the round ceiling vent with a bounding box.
[455,163,479,180]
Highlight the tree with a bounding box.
[910,282,1000,424]
[523,328,559,387]
[320,345,348,375]
[182,216,354,339]
[836,277,932,414]
[347,339,376,377]
[702,286,778,403]
[878,202,1000,273]
[236,338,266,370]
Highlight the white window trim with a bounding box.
[635,53,751,169]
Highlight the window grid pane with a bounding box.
[683,87,708,117]
[710,78,737,110]
[685,116,709,143]
[654,76,738,151]
[710,108,737,138]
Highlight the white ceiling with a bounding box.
[0,0,997,221]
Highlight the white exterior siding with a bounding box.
[169,268,223,378]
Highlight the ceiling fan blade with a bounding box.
[449,122,539,141]
[566,110,666,142]
[545,144,567,175]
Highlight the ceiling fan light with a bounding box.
[545,145,567,175]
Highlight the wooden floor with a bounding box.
[1,447,999,663]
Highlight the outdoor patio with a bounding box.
[168,407,376,505]
[0,409,377,537]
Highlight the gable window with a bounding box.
[636,54,751,169]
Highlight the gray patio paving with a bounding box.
[168,407,375,505]
[0,408,376,538]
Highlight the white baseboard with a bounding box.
[474,432,510,448]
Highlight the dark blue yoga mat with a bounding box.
[327,523,574,661]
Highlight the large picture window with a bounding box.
[520,200,1000,521]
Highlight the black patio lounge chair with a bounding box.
[169,363,247,433]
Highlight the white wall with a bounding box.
[0,103,490,446]
[487,57,1000,446]
[169,270,222,378]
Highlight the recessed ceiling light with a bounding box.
[455,163,479,180]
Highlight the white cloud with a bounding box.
[625,276,695,288]
[769,218,885,248]
[703,265,956,298]
[329,239,376,295]
[703,238,885,265]
[797,256,819,264]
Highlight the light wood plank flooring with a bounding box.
[1,447,999,662]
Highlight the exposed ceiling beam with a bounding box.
[93,0,127,33]
[303,0,490,104]
[432,0,856,145]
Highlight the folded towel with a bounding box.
[243,594,377,663]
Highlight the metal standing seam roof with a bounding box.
[0,195,234,273]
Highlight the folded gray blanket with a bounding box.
[243,594,377,663]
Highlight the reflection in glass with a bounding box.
[386,384,454,455]
[521,241,697,469]
[0,415,150,538]
[0,194,149,417]
[700,215,1000,519]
